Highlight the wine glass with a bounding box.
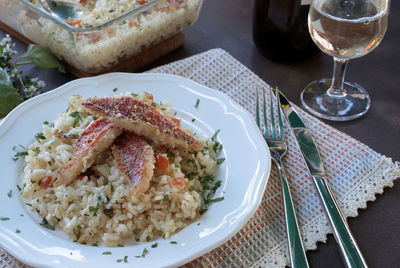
[301,0,390,121]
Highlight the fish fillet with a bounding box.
[55,118,122,186]
[112,132,155,195]
[82,96,203,151]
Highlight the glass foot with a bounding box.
[301,79,371,121]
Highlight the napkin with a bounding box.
[1,48,399,268]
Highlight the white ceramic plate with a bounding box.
[0,73,270,268]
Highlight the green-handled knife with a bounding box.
[274,88,368,268]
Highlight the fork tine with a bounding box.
[269,88,276,139]
[256,88,260,128]
[275,87,284,140]
[262,88,269,138]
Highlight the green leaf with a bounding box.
[102,251,112,255]
[163,194,170,201]
[0,68,23,118]
[40,218,55,231]
[16,44,65,73]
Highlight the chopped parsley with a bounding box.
[43,121,54,127]
[194,99,200,108]
[40,218,55,231]
[135,248,149,258]
[102,251,112,255]
[12,145,28,161]
[116,259,122,263]
[91,242,98,247]
[7,189,12,198]
[69,112,82,128]
[151,243,158,248]
[211,129,220,142]
[123,256,128,263]
[159,231,165,238]
[163,194,170,201]
[17,183,26,193]
[170,241,178,244]
[33,147,40,156]
[146,236,150,242]
[16,229,20,233]
[216,158,225,165]
[113,87,118,92]
[191,118,196,122]
[35,132,46,142]
[0,217,10,221]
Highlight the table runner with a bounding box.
[1,48,399,267]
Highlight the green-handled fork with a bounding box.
[256,87,309,268]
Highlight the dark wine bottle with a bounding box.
[252,0,316,61]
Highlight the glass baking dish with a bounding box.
[0,0,203,73]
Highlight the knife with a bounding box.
[274,88,368,268]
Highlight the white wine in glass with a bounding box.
[301,0,389,121]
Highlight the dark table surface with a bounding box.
[1,0,399,267]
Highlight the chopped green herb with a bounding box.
[102,251,112,255]
[159,231,165,238]
[216,158,225,165]
[136,238,140,242]
[194,99,200,108]
[186,172,199,180]
[20,214,24,217]
[206,197,225,204]
[170,241,178,244]
[16,229,20,233]
[39,218,55,231]
[163,194,170,201]
[113,87,118,92]
[17,183,26,193]
[12,145,28,161]
[151,243,158,248]
[69,112,82,128]
[146,236,151,242]
[197,223,200,226]
[191,118,196,122]
[35,132,46,142]
[142,248,149,257]
[0,217,10,221]
[123,256,128,263]
[116,259,122,263]
[91,243,98,247]
[43,121,54,127]
[211,129,220,142]
[33,147,40,156]
[7,189,12,198]
[132,230,137,235]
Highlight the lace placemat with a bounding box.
[1,48,399,267]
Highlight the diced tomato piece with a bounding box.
[79,0,87,4]
[172,177,187,186]
[39,176,53,189]
[157,145,168,153]
[138,0,147,4]
[169,0,180,9]
[155,153,169,172]
[66,19,82,27]
[129,21,138,28]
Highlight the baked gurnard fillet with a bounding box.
[54,118,122,186]
[112,131,155,195]
[82,96,203,151]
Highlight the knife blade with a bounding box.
[275,88,368,268]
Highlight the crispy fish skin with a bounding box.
[82,96,203,151]
[55,118,122,186]
[112,132,155,195]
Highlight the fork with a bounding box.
[256,87,309,268]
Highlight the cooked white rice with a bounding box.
[21,92,221,246]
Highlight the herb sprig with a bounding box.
[0,35,64,117]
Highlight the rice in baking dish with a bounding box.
[21,92,222,246]
[12,0,203,72]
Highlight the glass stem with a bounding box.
[328,57,349,96]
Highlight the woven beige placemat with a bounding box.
[1,48,399,267]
